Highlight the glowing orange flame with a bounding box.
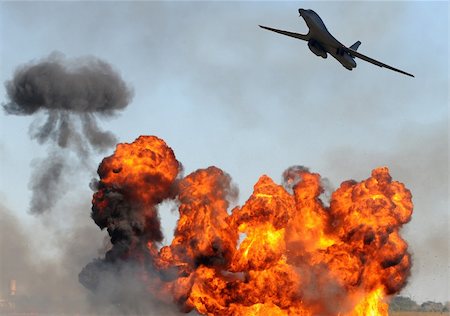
[91,136,413,315]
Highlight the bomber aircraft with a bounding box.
[259,9,414,77]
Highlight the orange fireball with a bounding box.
[86,136,413,316]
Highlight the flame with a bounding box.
[90,136,413,315]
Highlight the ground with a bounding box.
[390,313,450,316]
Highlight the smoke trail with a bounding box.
[3,52,133,214]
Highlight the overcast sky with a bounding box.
[0,0,448,308]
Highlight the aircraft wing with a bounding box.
[259,25,310,41]
[344,47,414,77]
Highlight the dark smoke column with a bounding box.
[79,136,182,312]
[3,52,133,214]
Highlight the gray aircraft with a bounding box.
[260,9,414,77]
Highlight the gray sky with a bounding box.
[0,0,448,308]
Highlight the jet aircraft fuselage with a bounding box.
[298,9,356,70]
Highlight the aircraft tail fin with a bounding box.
[350,41,361,51]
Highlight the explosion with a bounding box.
[80,136,413,316]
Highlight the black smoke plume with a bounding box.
[3,52,133,214]
[79,136,183,314]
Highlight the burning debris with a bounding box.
[80,136,413,315]
[3,52,133,214]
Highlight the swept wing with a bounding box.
[344,47,414,77]
[259,25,310,41]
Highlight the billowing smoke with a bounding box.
[282,165,311,193]
[3,52,133,214]
[0,202,106,315]
[79,136,183,313]
[282,165,334,205]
